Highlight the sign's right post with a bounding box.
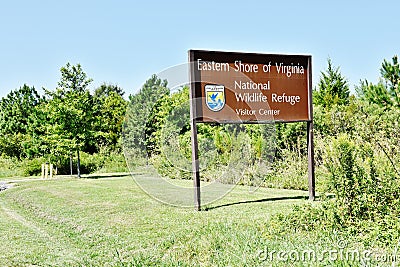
[307,56,315,201]
[307,121,315,200]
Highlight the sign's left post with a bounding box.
[189,51,201,211]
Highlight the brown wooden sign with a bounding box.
[188,50,314,211]
[189,50,312,123]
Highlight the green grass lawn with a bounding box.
[0,175,396,266]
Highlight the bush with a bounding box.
[324,133,400,223]
[21,157,46,176]
[97,152,128,173]
[79,152,106,174]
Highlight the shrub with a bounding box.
[20,157,46,176]
[79,152,106,174]
[97,152,128,173]
[325,133,400,222]
[272,127,400,246]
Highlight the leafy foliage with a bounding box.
[44,63,94,177]
[0,84,40,134]
[0,85,41,158]
[93,83,127,151]
[332,130,398,243]
[0,64,128,175]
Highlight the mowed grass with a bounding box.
[0,175,390,266]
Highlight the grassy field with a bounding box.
[0,174,396,266]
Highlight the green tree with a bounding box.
[356,80,393,107]
[314,58,350,108]
[0,84,41,158]
[93,83,127,151]
[357,55,400,107]
[45,63,94,177]
[123,74,169,158]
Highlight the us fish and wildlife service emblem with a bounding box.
[205,85,225,112]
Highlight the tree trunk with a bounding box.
[70,153,73,175]
[77,149,81,178]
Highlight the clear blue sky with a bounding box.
[0,0,399,98]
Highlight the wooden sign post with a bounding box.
[189,50,314,210]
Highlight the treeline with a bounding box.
[0,63,127,176]
[1,55,399,184]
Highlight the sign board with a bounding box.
[189,50,312,123]
[188,50,314,210]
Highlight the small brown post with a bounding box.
[189,51,201,211]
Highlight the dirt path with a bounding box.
[0,178,50,192]
[0,181,14,191]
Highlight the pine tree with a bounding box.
[314,58,350,108]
